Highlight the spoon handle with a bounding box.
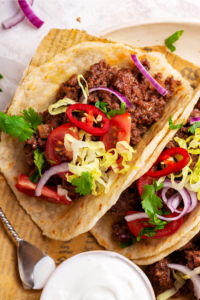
[0,207,21,243]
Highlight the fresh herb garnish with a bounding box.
[137,224,166,241]
[21,108,43,134]
[71,171,93,196]
[188,121,200,134]
[165,30,184,52]
[0,108,43,142]
[95,101,126,119]
[169,115,185,130]
[28,150,48,183]
[141,180,164,221]
[47,159,57,164]
[120,237,135,248]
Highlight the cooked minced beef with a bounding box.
[56,59,181,146]
[147,232,200,298]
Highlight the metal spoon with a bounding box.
[0,207,56,289]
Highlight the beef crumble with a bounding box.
[147,232,200,298]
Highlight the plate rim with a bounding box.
[97,17,200,37]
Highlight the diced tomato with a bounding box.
[45,123,79,179]
[126,211,183,239]
[137,173,161,198]
[15,174,71,205]
[101,112,131,151]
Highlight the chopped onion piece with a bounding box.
[3,0,33,29]
[187,266,200,277]
[131,54,168,96]
[167,263,200,299]
[190,117,200,125]
[125,212,148,222]
[18,0,44,29]
[35,163,69,197]
[79,87,132,108]
[57,185,72,202]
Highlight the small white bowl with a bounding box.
[40,250,155,300]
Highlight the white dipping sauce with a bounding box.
[33,256,56,289]
[40,251,154,300]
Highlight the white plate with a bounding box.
[98,18,200,66]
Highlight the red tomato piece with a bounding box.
[15,174,72,205]
[101,112,131,151]
[126,211,183,239]
[45,123,79,179]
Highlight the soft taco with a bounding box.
[0,41,197,241]
[90,89,200,268]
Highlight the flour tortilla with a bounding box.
[0,41,196,241]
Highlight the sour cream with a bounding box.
[33,256,56,289]
[40,251,155,300]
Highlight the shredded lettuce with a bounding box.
[157,271,185,300]
[48,98,76,115]
[169,129,200,199]
[77,75,89,104]
[64,134,135,195]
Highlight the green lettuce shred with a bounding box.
[48,98,76,115]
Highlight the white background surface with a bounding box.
[0,0,200,110]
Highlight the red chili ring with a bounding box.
[66,104,110,136]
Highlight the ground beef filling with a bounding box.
[146,232,200,298]
[56,59,181,146]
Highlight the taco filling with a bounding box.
[0,56,181,206]
[147,231,200,299]
[110,99,200,248]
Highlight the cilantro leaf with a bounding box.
[33,149,45,177]
[29,170,40,183]
[120,237,135,248]
[137,223,166,241]
[71,171,93,196]
[5,115,34,142]
[0,111,9,132]
[95,101,126,119]
[0,74,3,79]
[0,89,2,92]
[22,108,43,133]
[188,121,200,134]
[141,181,163,219]
[169,115,185,130]
[47,159,57,165]
[165,30,184,52]
[95,101,108,114]
[107,102,126,118]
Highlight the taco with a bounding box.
[91,90,200,265]
[0,41,196,241]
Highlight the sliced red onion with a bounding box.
[190,117,200,125]
[35,163,69,197]
[57,185,72,202]
[167,263,200,299]
[161,187,170,205]
[131,54,168,96]
[125,212,148,222]
[3,0,33,29]
[79,87,132,108]
[167,193,182,213]
[18,0,44,29]
[187,190,198,213]
[156,179,191,221]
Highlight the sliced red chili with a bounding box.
[146,147,190,178]
[66,104,110,136]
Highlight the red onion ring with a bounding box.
[167,263,200,299]
[79,87,132,108]
[190,117,200,125]
[125,212,148,222]
[156,180,191,221]
[3,0,33,29]
[18,0,44,29]
[167,193,182,213]
[187,190,198,213]
[131,54,168,96]
[35,163,69,197]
